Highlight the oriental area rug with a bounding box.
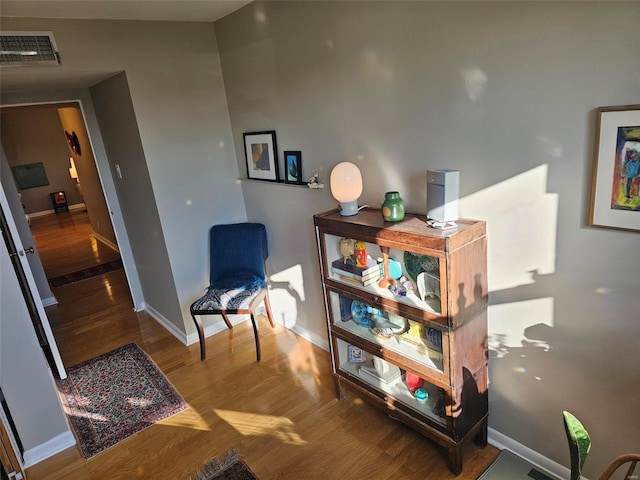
[56,343,188,458]
[190,450,258,480]
[49,258,123,287]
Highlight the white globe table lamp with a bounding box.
[330,162,363,216]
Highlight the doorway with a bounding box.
[0,101,134,368]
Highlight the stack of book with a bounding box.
[331,257,383,286]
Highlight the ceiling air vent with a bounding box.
[0,31,60,66]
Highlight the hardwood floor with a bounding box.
[25,210,499,479]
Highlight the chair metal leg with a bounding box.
[250,313,261,361]
[191,312,206,361]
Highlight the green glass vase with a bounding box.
[381,191,405,222]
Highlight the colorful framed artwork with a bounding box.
[284,150,303,184]
[590,105,640,232]
[243,130,279,182]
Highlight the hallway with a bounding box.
[30,209,134,366]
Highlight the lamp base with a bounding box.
[339,200,359,216]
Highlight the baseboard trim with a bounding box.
[23,431,76,468]
[27,203,85,218]
[286,322,329,352]
[41,295,58,307]
[488,427,571,480]
[92,232,119,252]
[143,303,188,345]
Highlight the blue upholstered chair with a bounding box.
[190,223,275,361]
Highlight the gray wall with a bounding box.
[90,72,182,331]
[1,106,83,213]
[0,18,247,337]
[215,2,640,478]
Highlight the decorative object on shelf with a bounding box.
[388,258,403,280]
[359,361,401,385]
[378,246,396,289]
[330,162,363,216]
[404,252,439,281]
[348,345,366,363]
[414,387,429,403]
[417,271,441,301]
[405,371,424,394]
[426,169,459,225]
[427,328,443,349]
[284,150,303,184]
[371,312,409,338]
[373,356,391,376]
[338,237,355,263]
[353,240,367,267]
[307,169,324,188]
[590,104,640,232]
[243,130,279,182]
[351,300,375,328]
[381,191,405,222]
[389,276,416,298]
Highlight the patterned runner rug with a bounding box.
[56,343,188,458]
[49,258,123,287]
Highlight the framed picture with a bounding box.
[348,345,366,364]
[243,130,279,182]
[284,150,303,184]
[590,105,640,232]
[11,162,49,190]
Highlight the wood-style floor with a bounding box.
[25,210,499,480]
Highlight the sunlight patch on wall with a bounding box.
[269,264,305,328]
[488,297,554,360]
[214,409,307,445]
[460,164,558,292]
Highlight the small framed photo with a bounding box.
[284,151,303,184]
[590,105,640,232]
[348,345,366,364]
[243,130,279,182]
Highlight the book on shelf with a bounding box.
[336,274,381,287]
[331,257,382,277]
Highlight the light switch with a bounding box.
[115,164,122,179]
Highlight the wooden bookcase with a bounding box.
[314,207,488,475]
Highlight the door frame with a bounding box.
[1,97,144,310]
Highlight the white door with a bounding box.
[0,186,66,379]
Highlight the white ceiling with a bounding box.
[0,0,253,23]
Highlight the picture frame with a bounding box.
[243,130,279,182]
[348,345,366,364]
[11,162,49,190]
[590,105,640,232]
[284,150,303,184]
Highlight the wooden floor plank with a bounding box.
[25,210,499,480]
